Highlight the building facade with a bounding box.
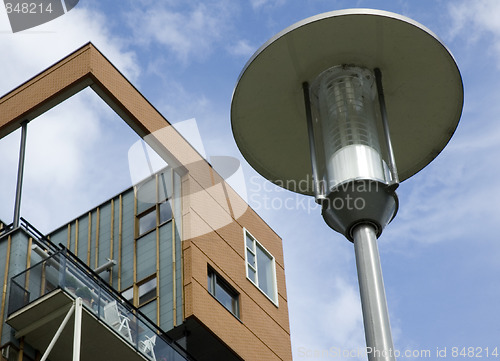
[0,44,292,361]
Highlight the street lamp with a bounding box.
[231,9,463,361]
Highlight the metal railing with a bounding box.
[0,218,60,254]
[9,247,192,361]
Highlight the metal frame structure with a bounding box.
[23,297,83,361]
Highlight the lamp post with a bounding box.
[231,9,463,361]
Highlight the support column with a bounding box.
[38,298,83,361]
[73,298,82,361]
[13,121,28,228]
[353,224,396,361]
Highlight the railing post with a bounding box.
[97,281,102,319]
[59,254,67,290]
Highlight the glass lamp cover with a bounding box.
[309,65,393,198]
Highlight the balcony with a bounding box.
[7,248,192,361]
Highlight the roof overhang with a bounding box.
[0,42,202,175]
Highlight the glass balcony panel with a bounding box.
[8,249,190,361]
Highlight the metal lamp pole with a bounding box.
[354,224,395,360]
[303,64,399,360]
[231,9,463,361]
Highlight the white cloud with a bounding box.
[19,92,101,228]
[24,93,101,188]
[383,113,500,248]
[6,88,143,232]
[449,0,500,35]
[448,0,500,65]
[291,276,365,361]
[156,80,211,123]
[0,132,23,223]
[0,7,140,94]
[249,0,286,11]
[126,2,233,64]
[227,39,256,58]
[0,5,142,230]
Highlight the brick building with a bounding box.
[0,43,292,361]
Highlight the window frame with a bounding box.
[121,274,158,308]
[244,228,279,306]
[207,266,240,319]
[137,275,158,307]
[121,286,134,305]
[136,206,157,237]
[158,199,173,226]
[135,169,174,239]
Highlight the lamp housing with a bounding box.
[309,65,397,194]
[307,65,398,240]
[230,9,464,240]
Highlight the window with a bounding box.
[138,277,157,305]
[207,267,239,318]
[158,200,172,224]
[158,170,172,202]
[1,344,35,361]
[121,275,157,307]
[138,208,157,236]
[135,169,174,238]
[136,177,157,214]
[245,230,278,305]
[122,287,134,304]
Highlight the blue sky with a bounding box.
[1,1,499,360]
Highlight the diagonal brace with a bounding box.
[40,297,82,361]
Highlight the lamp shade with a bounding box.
[309,65,394,194]
[231,9,463,196]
